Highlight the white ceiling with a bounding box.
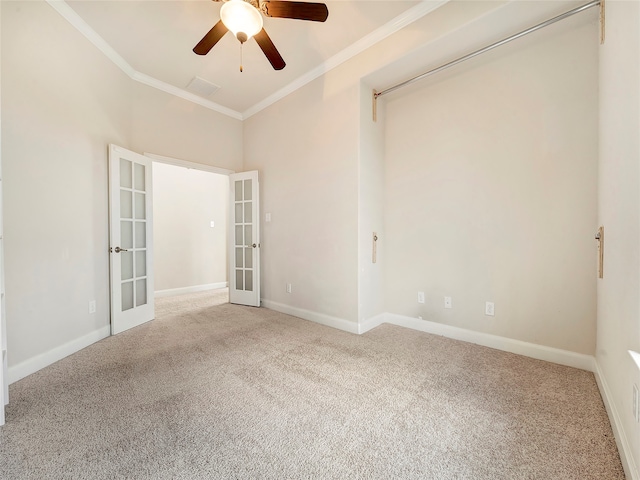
[58,0,431,118]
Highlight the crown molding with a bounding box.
[132,71,243,120]
[241,0,449,119]
[46,0,136,78]
[46,0,448,122]
[45,0,243,120]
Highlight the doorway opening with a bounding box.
[149,155,231,304]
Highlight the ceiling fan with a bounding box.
[193,0,329,71]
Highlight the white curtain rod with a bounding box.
[374,0,602,100]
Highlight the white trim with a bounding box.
[361,312,595,371]
[45,0,136,78]
[45,1,243,120]
[145,153,235,176]
[358,313,386,334]
[261,300,359,334]
[629,350,640,372]
[242,0,449,119]
[46,0,448,121]
[132,72,243,120]
[8,325,110,384]
[359,311,638,477]
[593,360,640,480]
[154,283,229,298]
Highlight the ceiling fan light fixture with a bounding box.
[220,0,264,42]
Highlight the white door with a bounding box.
[229,171,260,306]
[109,145,155,334]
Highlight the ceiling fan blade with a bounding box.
[193,20,228,55]
[254,28,286,70]
[262,1,329,22]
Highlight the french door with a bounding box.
[108,145,155,334]
[229,171,260,306]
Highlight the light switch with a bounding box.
[210,221,215,228]
[265,213,271,222]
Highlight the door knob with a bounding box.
[252,243,257,248]
[114,246,128,253]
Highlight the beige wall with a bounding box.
[2,1,131,366]
[383,20,599,355]
[1,0,242,369]
[131,83,243,172]
[4,6,637,475]
[243,78,360,323]
[242,1,506,327]
[597,1,640,477]
[153,162,228,292]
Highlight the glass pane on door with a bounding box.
[135,193,146,219]
[134,163,145,191]
[121,252,133,280]
[244,247,252,269]
[122,281,134,311]
[135,222,146,248]
[245,270,253,292]
[120,191,132,219]
[136,251,146,276]
[120,159,132,189]
[236,247,243,268]
[121,221,133,249]
[136,279,147,307]
[235,203,243,223]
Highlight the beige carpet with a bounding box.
[0,289,625,479]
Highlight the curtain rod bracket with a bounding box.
[372,89,378,122]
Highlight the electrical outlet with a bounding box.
[88,300,96,314]
[444,296,452,309]
[417,292,425,304]
[286,283,292,294]
[485,302,495,316]
[633,384,639,422]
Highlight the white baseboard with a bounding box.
[358,313,386,334]
[360,312,637,478]
[261,305,593,371]
[362,312,595,372]
[261,299,359,334]
[154,282,228,298]
[8,325,111,384]
[593,360,639,480]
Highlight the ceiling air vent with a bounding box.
[185,76,220,98]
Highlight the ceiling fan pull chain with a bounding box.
[240,43,244,72]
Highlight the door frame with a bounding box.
[143,152,235,298]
